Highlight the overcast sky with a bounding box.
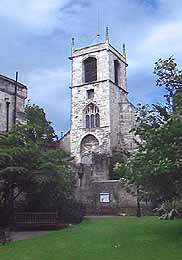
[0,0,181,135]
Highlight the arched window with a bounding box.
[85,103,100,129]
[84,57,97,83]
[95,113,100,127]
[91,114,94,128]
[86,115,90,128]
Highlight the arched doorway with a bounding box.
[80,134,99,165]
[80,134,99,155]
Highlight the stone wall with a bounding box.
[92,180,137,215]
[119,95,136,152]
[109,82,124,151]
[70,41,136,163]
[0,75,27,132]
[72,43,110,86]
[75,178,137,215]
[108,50,127,91]
[71,44,112,162]
[74,157,138,215]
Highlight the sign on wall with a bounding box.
[100,192,110,203]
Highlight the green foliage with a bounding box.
[0,131,40,211]
[154,199,182,220]
[58,199,85,223]
[154,57,182,110]
[116,57,182,205]
[110,151,129,179]
[0,103,75,225]
[22,102,56,145]
[20,149,75,212]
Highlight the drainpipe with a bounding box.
[13,71,18,128]
[5,98,10,132]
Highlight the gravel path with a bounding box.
[10,216,122,241]
[84,215,124,219]
[10,231,51,241]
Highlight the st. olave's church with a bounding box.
[60,29,138,214]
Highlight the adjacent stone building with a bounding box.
[0,74,27,133]
[61,33,138,214]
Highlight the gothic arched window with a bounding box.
[84,57,97,83]
[91,114,94,128]
[95,113,100,127]
[85,103,100,129]
[86,115,90,128]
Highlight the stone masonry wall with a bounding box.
[108,49,135,153]
[109,51,127,91]
[75,179,137,215]
[70,42,132,161]
[0,77,27,132]
[92,180,137,215]
[72,44,109,86]
[71,45,112,162]
[120,95,136,152]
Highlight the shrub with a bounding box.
[58,199,85,224]
[154,199,182,220]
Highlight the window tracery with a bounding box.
[85,103,100,128]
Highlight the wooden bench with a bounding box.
[15,212,59,230]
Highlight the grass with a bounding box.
[1,217,182,260]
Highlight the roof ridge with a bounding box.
[0,73,27,89]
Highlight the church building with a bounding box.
[60,30,137,214]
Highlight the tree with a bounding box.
[23,149,75,212]
[0,131,40,224]
[21,102,56,145]
[116,57,182,205]
[0,103,74,225]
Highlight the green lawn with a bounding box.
[1,217,182,260]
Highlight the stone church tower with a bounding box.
[70,33,135,163]
[60,31,137,214]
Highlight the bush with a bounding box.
[154,199,182,220]
[15,196,85,224]
[58,199,85,224]
[0,207,13,228]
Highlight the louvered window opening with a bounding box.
[84,57,97,83]
[114,60,119,86]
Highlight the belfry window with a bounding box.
[114,60,120,86]
[84,57,97,83]
[85,103,100,128]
